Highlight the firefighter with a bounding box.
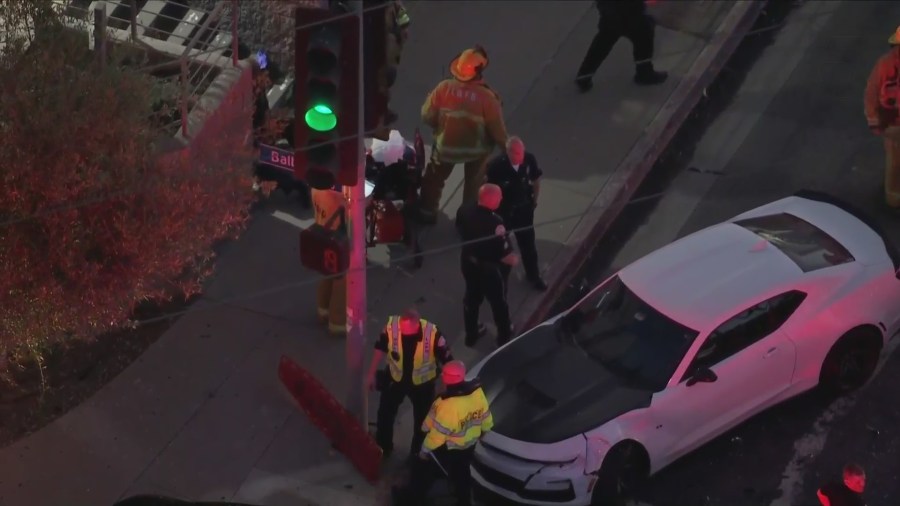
[367,308,453,460]
[418,46,509,224]
[575,0,668,91]
[312,186,346,335]
[456,184,519,348]
[865,26,900,208]
[395,360,493,506]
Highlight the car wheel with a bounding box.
[819,328,882,395]
[590,441,649,506]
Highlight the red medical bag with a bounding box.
[299,225,349,275]
[369,200,405,244]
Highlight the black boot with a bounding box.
[528,275,548,291]
[376,437,394,459]
[575,75,593,92]
[634,61,668,85]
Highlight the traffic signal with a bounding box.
[363,0,403,136]
[294,6,360,190]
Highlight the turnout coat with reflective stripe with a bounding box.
[420,79,509,163]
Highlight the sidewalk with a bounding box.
[0,2,762,506]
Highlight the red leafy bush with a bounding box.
[0,19,255,361]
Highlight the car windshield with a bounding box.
[734,213,854,272]
[554,276,699,392]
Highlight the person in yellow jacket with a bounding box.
[394,360,493,506]
[312,186,347,335]
[366,308,453,460]
[418,46,509,224]
[865,25,900,208]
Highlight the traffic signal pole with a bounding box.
[343,0,368,425]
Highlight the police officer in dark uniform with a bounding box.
[456,184,520,348]
[485,136,547,291]
[575,0,668,91]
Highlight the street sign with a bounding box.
[258,143,295,173]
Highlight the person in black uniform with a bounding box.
[366,308,453,460]
[456,184,520,348]
[575,0,668,91]
[485,136,547,291]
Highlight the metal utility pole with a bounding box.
[93,2,108,68]
[343,0,368,424]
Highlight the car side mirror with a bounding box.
[686,367,718,387]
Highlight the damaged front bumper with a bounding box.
[471,437,595,506]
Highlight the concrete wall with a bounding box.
[158,58,255,174]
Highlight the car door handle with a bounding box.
[763,347,778,359]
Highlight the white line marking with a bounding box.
[271,210,313,230]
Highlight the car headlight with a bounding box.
[584,435,612,473]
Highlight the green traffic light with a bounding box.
[305,104,337,132]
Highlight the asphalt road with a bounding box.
[549,1,900,505]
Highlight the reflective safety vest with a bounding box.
[385,317,439,385]
[421,385,494,452]
[421,79,508,164]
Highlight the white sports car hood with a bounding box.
[476,323,653,445]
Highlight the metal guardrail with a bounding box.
[51,0,243,136]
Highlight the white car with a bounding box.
[468,191,900,506]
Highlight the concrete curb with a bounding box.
[513,0,768,334]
